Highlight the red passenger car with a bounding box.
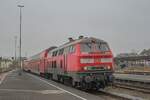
[23,47,56,76]
[24,36,114,90]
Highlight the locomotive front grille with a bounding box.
[83,65,112,71]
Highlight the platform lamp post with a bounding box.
[18,5,24,75]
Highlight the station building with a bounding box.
[115,49,150,69]
[115,55,150,68]
[0,58,13,72]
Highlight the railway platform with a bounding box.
[114,73,150,83]
[0,70,102,100]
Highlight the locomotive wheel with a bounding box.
[72,81,76,87]
[60,77,64,84]
[81,82,87,90]
[45,73,50,79]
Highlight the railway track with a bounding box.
[87,89,145,100]
[85,79,150,100]
[114,79,150,94]
[99,78,150,100]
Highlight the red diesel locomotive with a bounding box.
[24,36,114,90]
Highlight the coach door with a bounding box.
[39,59,45,75]
[44,59,46,73]
[64,54,67,74]
[52,60,58,80]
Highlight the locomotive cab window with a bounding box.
[97,42,110,52]
[80,43,92,52]
[80,42,110,52]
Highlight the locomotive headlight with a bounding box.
[84,67,88,70]
[101,58,112,63]
[80,58,94,63]
[107,66,111,70]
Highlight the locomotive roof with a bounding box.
[50,37,106,52]
[27,37,107,60]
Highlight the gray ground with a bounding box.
[0,70,103,100]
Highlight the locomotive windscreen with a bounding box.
[80,42,110,52]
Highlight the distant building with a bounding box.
[0,59,13,72]
[115,49,150,69]
[140,49,150,56]
[116,53,138,58]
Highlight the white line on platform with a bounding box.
[0,70,15,85]
[0,75,5,85]
[0,89,65,94]
[27,73,87,100]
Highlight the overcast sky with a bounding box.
[0,0,150,57]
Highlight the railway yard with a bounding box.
[0,69,149,100]
[0,39,150,100]
[1,0,150,99]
